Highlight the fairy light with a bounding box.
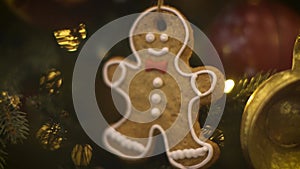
[224,79,235,93]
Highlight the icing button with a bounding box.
[151,108,161,118]
[151,93,162,104]
[153,77,163,88]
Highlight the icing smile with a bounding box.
[148,47,169,56]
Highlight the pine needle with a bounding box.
[0,111,29,144]
[0,139,7,169]
[229,71,274,103]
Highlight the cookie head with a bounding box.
[130,6,194,58]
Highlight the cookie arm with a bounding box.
[103,57,126,87]
[192,66,225,105]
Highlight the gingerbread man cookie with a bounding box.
[102,6,225,169]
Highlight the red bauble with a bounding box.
[209,1,300,77]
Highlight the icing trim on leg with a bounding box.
[103,124,171,159]
[165,96,213,169]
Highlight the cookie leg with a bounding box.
[166,123,220,169]
[103,119,153,158]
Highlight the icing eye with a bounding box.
[160,34,169,42]
[146,33,155,43]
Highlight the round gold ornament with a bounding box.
[241,35,300,169]
[36,122,67,151]
[71,144,93,167]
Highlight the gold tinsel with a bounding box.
[0,91,21,110]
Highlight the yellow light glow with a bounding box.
[224,79,235,93]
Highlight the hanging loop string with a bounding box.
[157,0,164,12]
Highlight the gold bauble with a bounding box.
[241,35,300,169]
[36,122,67,151]
[71,144,93,167]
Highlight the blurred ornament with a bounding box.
[54,23,87,52]
[209,1,300,77]
[39,68,63,95]
[36,122,67,151]
[241,35,300,169]
[71,144,93,167]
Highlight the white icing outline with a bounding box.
[105,127,146,153]
[146,32,155,43]
[148,47,169,56]
[102,5,218,169]
[169,147,208,160]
